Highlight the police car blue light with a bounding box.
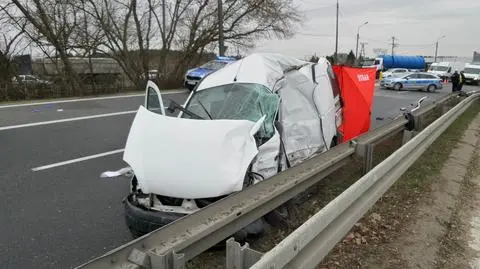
[184,56,237,90]
[380,72,442,92]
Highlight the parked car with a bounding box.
[12,75,52,87]
[380,72,442,91]
[183,56,237,90]
[382,68,409,78]
[463,63,480,85]
[108,53,345,237]
[139,69,165,81]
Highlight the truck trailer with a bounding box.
[374,55,426,74]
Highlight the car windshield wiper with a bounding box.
[197,99,213,120]
[167,100,204,119]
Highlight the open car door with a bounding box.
[144,80,165,114]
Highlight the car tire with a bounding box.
[264,204,290,228]
[393,83,402,91]
[427,84,436,92]
[124,195,186,238]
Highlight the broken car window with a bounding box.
[184,83,279,139]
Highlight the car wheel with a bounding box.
[393,83,402,91]
[427,84,436,92]
[264,204,290,228]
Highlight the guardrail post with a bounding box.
[414,114,424,131]
[354,141,375,174]
[149,250,185,269]
[402,130,415,145]
[226,238,263,269]
[364,143,374,173]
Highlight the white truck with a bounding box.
[428,62,452,80]
[463,63,480,85]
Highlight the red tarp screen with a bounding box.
[333,65,376,142]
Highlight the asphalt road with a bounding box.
[0,84,476,269]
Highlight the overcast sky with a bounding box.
[251,0,480,59]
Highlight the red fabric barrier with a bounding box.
[333,65,376,142]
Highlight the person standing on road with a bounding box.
[451,70,460,92]
[459,71,466,92]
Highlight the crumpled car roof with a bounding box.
[197,53,308,92]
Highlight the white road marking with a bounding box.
[31,149,125,171]
[0,110,137,131]
[0,89,187,109]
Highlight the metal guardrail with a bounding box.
[76,92,475,269]
[246,92,479,269]
[77,142,355,269]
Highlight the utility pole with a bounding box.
[390,36,398,55]
[360,42,367,60]
[218,0,225,56]
[355,21,368,61]
[334,0,339,63]
[434,35,446,63]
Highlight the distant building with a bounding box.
[473,51,480,63]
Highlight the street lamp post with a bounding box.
[356,21,368,61]
[434,35,446,63]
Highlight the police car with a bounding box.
[183,56,237,90]
[380,72,442,92]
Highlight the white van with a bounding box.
[428,62,452,80]
[464,63,480,85]
[108,53,344,237]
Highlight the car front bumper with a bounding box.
[124,194,186,237]
[380,81,394,88]
[465,78,480,84]
[184,78,200,87]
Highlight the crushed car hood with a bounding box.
[123,106,260,199]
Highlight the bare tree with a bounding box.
[79,0,157,88]
[5,0,81,94]
[0,6,27,84]
[171,0,300,78]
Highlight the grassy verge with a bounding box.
[437,152,480,268]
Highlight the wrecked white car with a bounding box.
[109,53,343,237]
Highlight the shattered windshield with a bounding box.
[184,83,280,138]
